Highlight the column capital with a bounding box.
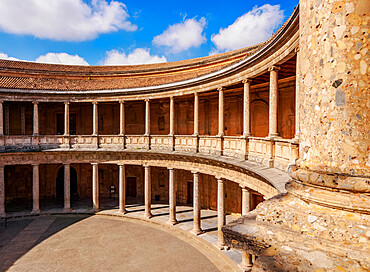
[194,91,199,97]
[0,100,3,104]
[64,101,70,105]
[118,162,125,167]
[33,101,39,105]
[32,163,40,167]
[119,100,125,104]
[294,46,300,53]
[92,101,98,105]
[241,185,251,191]
[143,164,150,169]
[191,171,199,175]
[217,86,223,92]
[242,78,252,84]
[268,65,281,72]
[91,162,98,166]
[63,163,71,166]
[167,167,174,170]
[216,177,224,182]
[144,99,150,103]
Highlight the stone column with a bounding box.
[167,168,178,225]
[21,106,25,135]
[32,164,40,214]
[64,163,71,211]
[0,165,5,217]
[145,99,150,136]
[218,87,224,136]
[217,177,225,249]
[119,101,125,136]
[0,101,3,136]
[240,186,253,271]
[294,47,300,141]
[242,79,251,137]
[4,106,9,135]
[268,66,280,138]
[194,92,199,135]
[64,102,70,136]
[169,97,175,136]
[144,165,152,218]
[241,187,251,216]
[192,171,202,234]
[33,102,39,136]
[92,163,99,211]
[92,102,98,136]
[118,163,126,213]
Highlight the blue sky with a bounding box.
[0,0,298,65]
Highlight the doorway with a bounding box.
[126,177,137,198]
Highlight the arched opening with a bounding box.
[56,166,77,199]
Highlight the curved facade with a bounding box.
[0,1,369,271]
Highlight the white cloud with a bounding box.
[211,4,284,53]
[0,52,20,61]
[153,17,206,53]
[102,48,167,65]
[35,53,89,65]
[0,0,137,41]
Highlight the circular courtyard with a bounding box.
[0,215,231,272]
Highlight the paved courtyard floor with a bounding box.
[1,200,243,271]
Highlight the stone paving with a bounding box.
[1,200,243,271]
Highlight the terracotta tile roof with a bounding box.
[0,6,298,92]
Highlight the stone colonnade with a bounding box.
[0,63,285,139]
[0,163,254,252]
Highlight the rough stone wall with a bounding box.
[299,0,370,178]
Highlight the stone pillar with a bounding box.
[144,165,152,218]
[119,163,126,213]
[0,101,3,136]
[294,47,300,141]
[241,187,251,216]
[240,186,253,271]
[21,106,25,135]
[92,163,99,211]
[218,87,224,136]
[119,101,125,136]
[32,164,40,214]
[33,102,39,136]
[145,99,150,136]
[242,79,251,137]
[217,177,225,249]
[296,0,370,192]
[193,92,199,135]
[92,102,98,136]
[64,163,71,211]
[64,102,70,136]
[168,168,178,225]
[4,106,9,135]
[0,165,5,217]
[268,66,280,138]
[192,171,202,234]
[169,97,175,136]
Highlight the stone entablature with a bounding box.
[0,150,288,198]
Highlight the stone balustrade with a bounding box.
[0,134,298,171]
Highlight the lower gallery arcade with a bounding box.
[0,163,263,247]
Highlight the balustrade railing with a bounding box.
[0,134,298,171]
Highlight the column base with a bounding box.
[119,209,127,214]
[239,263,253,272]
[31,208,41,214]
[144,213,153,219]
[63,207,72,213]
[92,207,100,212]
[191,228,204,235]
[216,242,229,251]
[167,219,178,226]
